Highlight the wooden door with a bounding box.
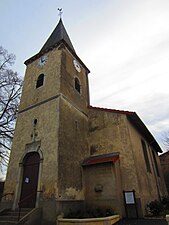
[19,152,40,208]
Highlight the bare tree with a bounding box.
[162,132,169,152]
[0,46,22,170]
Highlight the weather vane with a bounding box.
[58,8,63,18]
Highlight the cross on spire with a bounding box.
[58,8,63,18]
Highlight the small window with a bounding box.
[75,77,80,93]
[36,74,44,88]
[141,140,151,172]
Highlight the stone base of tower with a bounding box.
[0,194,143,224]
[39,199,85,225]
[0,200,13,211]
[0,199,85,225]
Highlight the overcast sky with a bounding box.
[1,0,169,150]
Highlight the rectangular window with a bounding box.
[152,150,160,177]
[141,140,151,172]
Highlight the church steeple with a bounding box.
[3,15,90,225]
[25,17,89,73]
[40,18,75,53]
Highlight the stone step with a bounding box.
[13,208,32,213]
[0,222,17,225]
[0,208,33,224]
[4,211,27,216]
[0,215,19,221]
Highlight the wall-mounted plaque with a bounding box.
[124,191,135,204]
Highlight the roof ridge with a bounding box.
[88,105,135,115]
[88,105,162,153]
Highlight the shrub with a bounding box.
[161,196,169,210]
[147,196,169,216]
[65,207,114,218]
[147,200,163,216]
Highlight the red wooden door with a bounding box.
[19,152,40,208]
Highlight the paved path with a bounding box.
[118,219,167,225]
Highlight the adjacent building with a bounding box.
[160,151,169,194]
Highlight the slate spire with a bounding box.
[40,18,75,53]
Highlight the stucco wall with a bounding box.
[60,48,89,114]
[3,44,90,224]
[4,98,60,201]
[127,119,167,208]
[19,48,62,111]
[4,47,63,203]
[88,109,139,192]
[56,47,90,200]
[88,108,167,216]
[58,96,89,200]
[83,162,122,215]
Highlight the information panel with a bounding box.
[124,191,135,204]
[123,190,138,218]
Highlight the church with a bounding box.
[1,18,167,225]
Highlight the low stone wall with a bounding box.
[58,215,120,225]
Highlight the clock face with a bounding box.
[73,59,81,72]
[38,55,48,67]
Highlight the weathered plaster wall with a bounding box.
[127,119,167,209]
[127,119,157,201]
[88,108,167,216]
[4,98,60,200]
[83,162,122,216]
[3,45,90,224]
[4,47,63,202]
[60,48,89,114]
[58,97,89,200]
[88,109,140,192]
[56,48,90,200]
[19,48,61,111]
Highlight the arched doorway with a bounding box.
[19,152,40,208]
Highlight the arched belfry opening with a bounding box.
[36,74,44,88]
[75,77,81,93]
[19,152,40,208]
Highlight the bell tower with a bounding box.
[3,18,90,224]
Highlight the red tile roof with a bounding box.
[88,105,134,115]
[82,152,119,166]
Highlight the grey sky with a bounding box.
[1,0,169,149]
